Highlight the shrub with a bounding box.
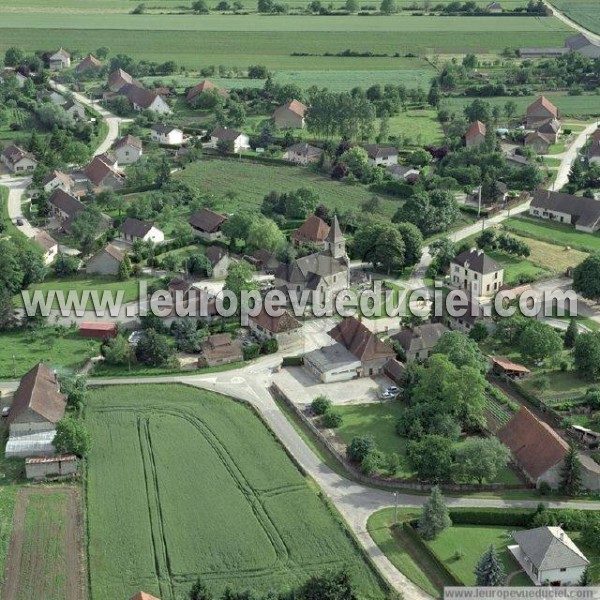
[261,338,279,354]
[322,411,343,429]
[361,449,383,475]
[537,481,551,496]
[311,395,332,416]
[346,436,376,464]
[243,343,260,361]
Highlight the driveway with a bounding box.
[0,174,38,238]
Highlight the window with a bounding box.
[560,568,566,572]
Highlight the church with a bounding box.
[274,215,350,302]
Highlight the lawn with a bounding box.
[510,234,588,273]
[486,249,553,285]
[0,327,98,379]
[503,216,600,253]
[85,384,386,600]
[176,157,401,217]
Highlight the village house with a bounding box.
[1,144,37,173]
[274,216,349,301]
[48,48,71,71]
[486,1,503,12]
[150,124,183,146]
[42,170,74,195]
[125,85,172,115]
[283,142,323,165]
[304,316,395,382]
[391,323,449,362]
[205,245,230,279]
[290,214,330,249]
[250,249,280,273]
[449,248,504,297]
[529,189,600,232]
[63,99,86,120]
[444,297,489,333]
[25,455,78,480]
[120,217,164,244]
[465,120,487,147]
[525,96,559,129]
[525,131,552,154]
[249,308,302,348]
[84,154,125,191]
[536,118,561,143]
[5,363,67,458]
[49,188,85,222]
[383,358,405,386]
[33,231,59,265]
[209,128,250,153]
[112,134,143,164]
[509,527,589,586]
[79,322,117,339]
[186,79,228,104]
[272,99,307,129]
[86,243,125,276]
[188,208,227,241]
[386,164,420,182]
[75,54,102,74]
[566,33,600,59]
[0,68,27,88]
[506,152,530,168]
[130,592,161,600]
[107,68,140,92]
[167,276,194,305]
[363,144,398,167]
[587,129,600,165]
[198,333,243,368]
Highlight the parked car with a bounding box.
[386,386,400,395]
[1,406,10,418]
[378,390,395,400]
[15,217,24,226]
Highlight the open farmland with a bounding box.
[551,0,600,36]
[0,15,573,71]
[175,158,401,216]
[86,384,386,600]
[2,487,86,600]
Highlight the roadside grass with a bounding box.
[503,216,600,253]
[0,485,18,589]
[0,328,97,379]
[89,360,243,378]
[548,143,566,155]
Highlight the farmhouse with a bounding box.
[188,208,227,241]
[525,131,552,154]
[63,99,86,120]
[5,363,67,458]
[486,1,502,12]
[75,53,102,73]
[386,164,420,182]
[519,48,568,58]
[391,323,449,362]
[121,218,164,244]
[49,188,85,221]
[48,48,71,71]
[272,99,307,129]
[536,118,561,143]
[108,68,139,92]
[112,134,143,164]
[566,33,600,59]
[449,248,504,297]
[25,455,78,480]
[150,124,183,146]
[186,79,228,103]
[206,245,230,279]
[363,144,398,167]
[291,214,330,248]
[465,120,486,147]
[198,333,243,367]
[509,527,589,586]
[84,154,124,191]
[86,243,125,276]
[249,308,302,348]
[274,216,349,300]
[125,86,172,115]
[33,231,59,265]
[209,127,250,153]
[1,143,37,173]
[305,316,395,383]
[42,170,74,194]
[79,322,117,339]
[283,142,323,165]
[529,189,600,232]
[525,96,559,129]
[587,129,600,165]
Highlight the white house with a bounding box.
[364,144,398,167]
[42,170,74,195]
[283,142,323,165]
[120,218,164,244]
[209,127,250,153]
[529,189,600,233]
[48,48,71,71]
[33,231,59,265]
[111,134,143,164]
[509,527,589,586]
[1,144,37,173]
[126,86,172,115]
[150,124,183,146]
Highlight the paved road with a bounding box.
[1,175,38,238]
[554,121,599,190]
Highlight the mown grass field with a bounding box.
[552,0,600,35]
[86,385,386,600]
[0,328,97,379]
[176,157,401,216]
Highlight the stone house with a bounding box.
[529,189,600,232]
[525,131,552,154]
[198,333,243,368]
[209,128,250,153]
[112,134,143,165]
[49,188,85,222]
[283,142,323,165]
[83,154,125,191]
[42,170,74,195]
[186,79,228,104]
[150,124,183,146]
[205,245,229,279]
[33,231,59,265]
[75,54,102,74]
[126,86,172,115]
[86,243,125,276]
[525,96,559,129]
[272,99,307,129]
[391,323,449,362]
[449,248,504,297]
[290,215,330,249]
[120,217,164,244]
[249,309,302,348]
[48,48,71,71]
[465,120,486,147]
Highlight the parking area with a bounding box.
[272,366,395,408]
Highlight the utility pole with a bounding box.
[477,185,482,219]
[393,492,398,525]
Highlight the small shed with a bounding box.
[491,356,531,379]
[25,455,78,480]
[79,322,117,339]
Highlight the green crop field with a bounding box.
[551,0,600,35]
[175,157,401,216]
[86,385,386,600]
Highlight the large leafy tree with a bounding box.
[432,330,488,373]
[396,222,424,267]
[407,434,454,482]
[517,321,562,363]
[573,253,600,303]
[53,417,91,457]
[574,332,600,379]
[135,329,174,367]
[452,438,511,484]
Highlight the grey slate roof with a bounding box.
[531,190,600,230]
[391,323,449,354]
[453,249,503,275]
[512,527,589,571]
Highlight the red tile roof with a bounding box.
[273,99,307,118]
[465,120,486,140]
[291,215,330,244]
[186,79,228,101]
[527,95,558,118]
[130,593,161,600]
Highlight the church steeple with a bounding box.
[325,215,346,259]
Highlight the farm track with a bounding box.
[1,486,86,600]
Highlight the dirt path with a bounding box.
[2,486,87,600]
